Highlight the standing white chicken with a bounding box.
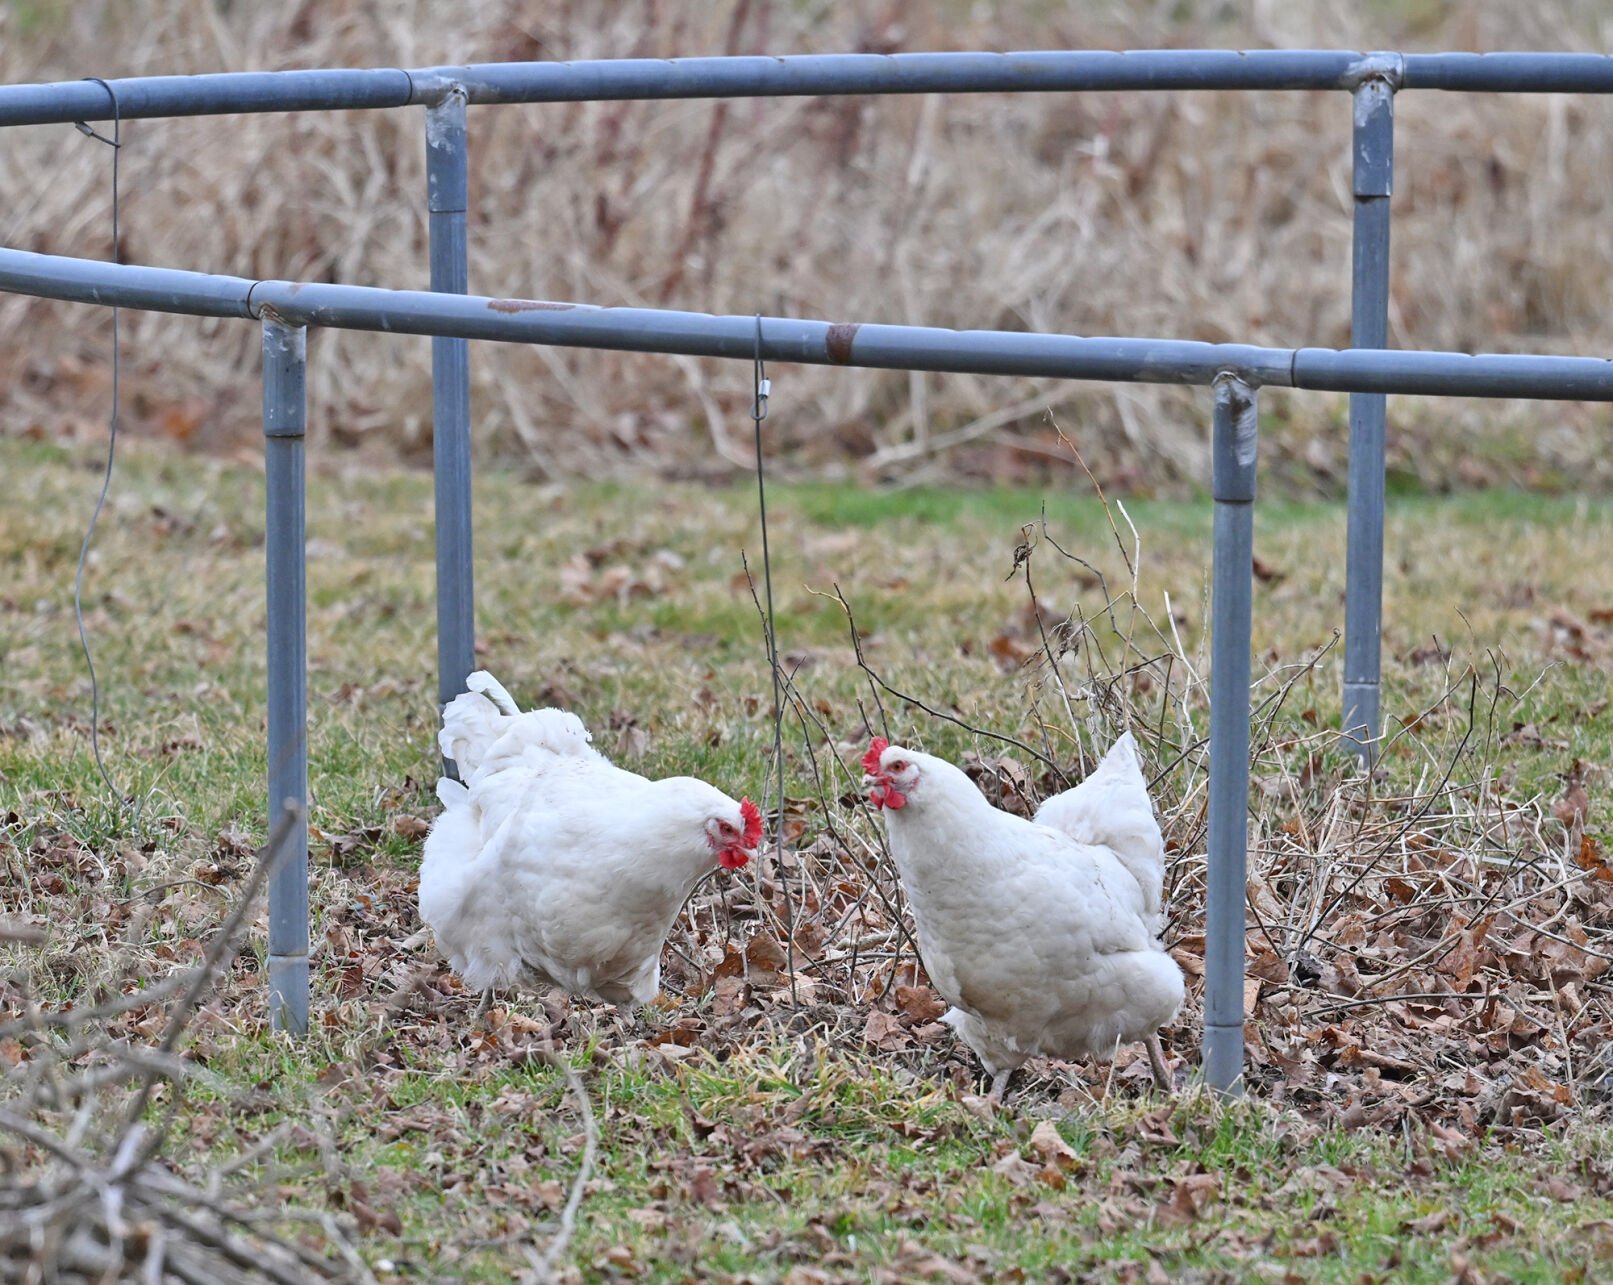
[419,670,761,1008]
[863,731,1182,1100]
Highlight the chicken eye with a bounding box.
[889,759,907,772]
[719,822,736,837]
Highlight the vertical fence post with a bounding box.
[426,86,475,719]
[1204,372,1259,1095]
[1342,73,1397,764]
[263,315,309,1036]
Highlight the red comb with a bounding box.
[739,797,763,849]
[862,737,890,775]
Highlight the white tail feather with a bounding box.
[1034,731,1166,920]
[465,669,522,715]
[438,686,508,778]
[438,670,600,784]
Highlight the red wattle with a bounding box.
[718,848,751,870]
[870,783,907,810]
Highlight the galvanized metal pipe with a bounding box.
[249,288,1302,385]
[262,317,309,1037]
[1343,75,1397,763]
[1204,372,1259,1096]
[1288,348,1613,398]
[0,250,257,315]
[427,50,1373,102]
[0,67,415,126]
[426,89,476,716]
[1398,52,1613,92]
[9,249,1613,400]
[10,51,1613,127]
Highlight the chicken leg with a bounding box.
[1145,1034,1172,1091]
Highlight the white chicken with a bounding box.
[862,731,1182,1100]
[419,670,761,1008]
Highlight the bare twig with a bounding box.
[124,803,303,1139]
[527,1052,599,1283]
[818,582,1067,779]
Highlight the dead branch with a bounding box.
[0,807,373,1283]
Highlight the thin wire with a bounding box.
[752,316,796,1002]
[72,78,125,802]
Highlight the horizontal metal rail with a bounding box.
[2,247,1611,401]
[9,51,1613,126]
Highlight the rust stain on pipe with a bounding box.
[825,322,860,364]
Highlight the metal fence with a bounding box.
[4,49,1612,1092]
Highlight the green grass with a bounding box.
[162,1033,1613,1282]
[3,435,1612,1282]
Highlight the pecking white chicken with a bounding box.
[862,731,1182,1100]
[419,670,761,1009]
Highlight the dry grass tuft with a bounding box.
[5,1,1613,489]
[0,815,374,1283]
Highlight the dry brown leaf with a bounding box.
[987,633,1033,670]
[894,983,947,1024]
[1248,947,1290,985]
[990,1150,1040,1187]
[711,943,746,979]
[1028,1120,1080,1170]
[1555,769,1591,829]
[861,1009,910,1052]
[711,975,748,1018]
[1251,554,1285,584]
[744,930,790,975]
[1157,1171,1219,1225]
[1404,1208,1455,1234]
[689,1165,724,1209]
[1576,833,1613,883]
